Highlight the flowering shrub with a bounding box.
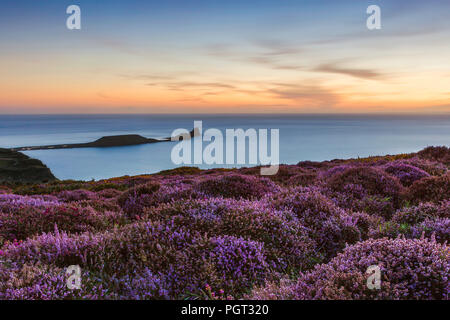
[77,198,122,214]
[409,218,450,243]
[407,174,450,204]
[0,187,11,194]
[117,182,161,218]
[192,235,269,295]
[320,164,355,179]
[266,166,308,184]
[147,198,317,273]
[287,172,317,187]
[246,277,297,300]
[324,166,405,219]
[351,211,383,240]
[325,184,396,219]
[58,189,97,202]
[383,162,430,186]
[1,220,270,299]
[0,263,115,300]
[370,206,449,244]
[395,157,447,176]
[0,146,448,300]
[0,194,60,211]
[0,204,123,242]
[418,146,450,165]
[270,187,361,260]
[195,174,279,199]
[290,238,449,300]
[392,201,449,225]
[97,188,122,199]
[327,167,403,201]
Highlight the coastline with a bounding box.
[3,114,450,181]
[0,148,56,184]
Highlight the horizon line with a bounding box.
[1,112,450,116]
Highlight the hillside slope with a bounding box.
[0,148,56,183]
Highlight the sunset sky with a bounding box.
[1,0,450,114]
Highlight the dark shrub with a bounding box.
[399,157,447,176]
[157,166,203,176]
[13,181,85,196]
[328,167,403,200]
[407,174,450,204]
[238,166,262,176]
[297,161,327,169]
[97,188,123,199]
[89,182,128,192]
[58,189,97,202]
[117,182,161,218]
[0,204,121,241]
[195,174,279,199]
[287,172,317,186]
[418,146,450,165]
[351,211,383,240]
[268,166,304,184]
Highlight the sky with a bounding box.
[0,0,449,114]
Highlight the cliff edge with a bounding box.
[0,148,56,183]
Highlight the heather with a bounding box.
[370,201,449,243]
[406,174,450,204]
[1,221,270,298]
[0,204,123,243]
[418,146,450,165]
[326,166,403,203]
[250,237,449,300]
[195,174,280,199]
[145,198,317,273]
[383,162,430,186]
[0,146,448,300]
[392,201,449,225]
[269,187,361,260]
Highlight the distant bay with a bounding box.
[1,114,449,181]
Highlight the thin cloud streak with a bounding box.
[268,83,340,107]
[145,81,237,91]
[313,63,384,80]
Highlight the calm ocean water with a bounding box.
[1,114,449,181]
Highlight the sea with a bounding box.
[0,114,449,181]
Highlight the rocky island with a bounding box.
[11,134,163,151]
[10,129,200,152]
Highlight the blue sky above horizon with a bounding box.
[1,0,449,114]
